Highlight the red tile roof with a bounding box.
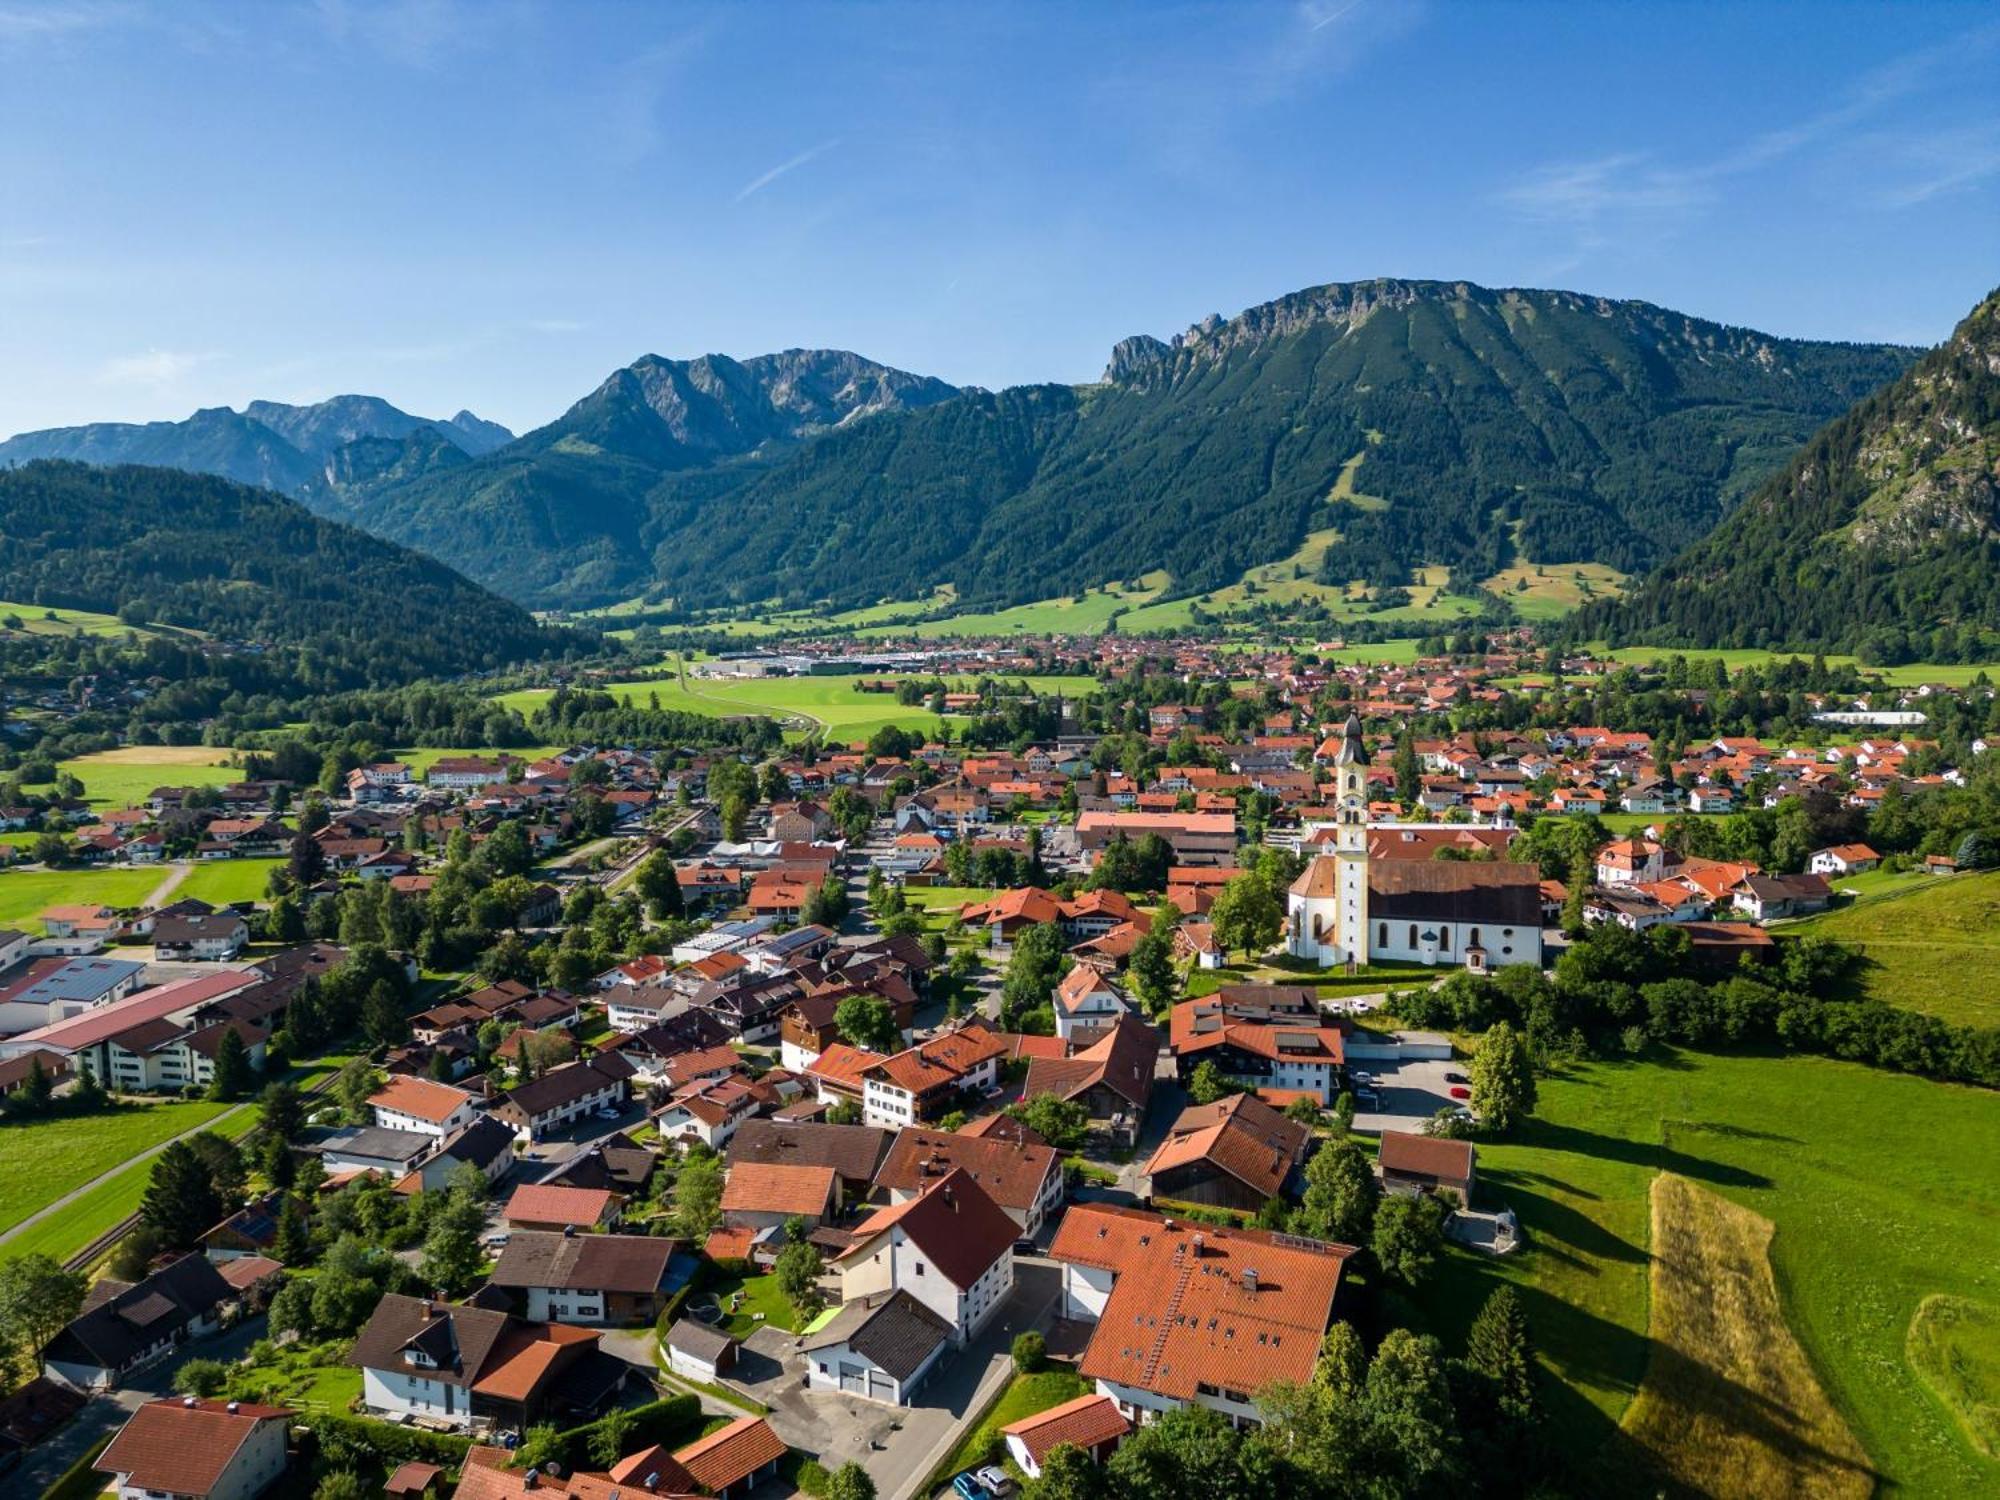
[1142,1093,1307,1199]
[670,1415,788,1491]
[1002,1391,1130,1468]
[721,1162,839,1218]
[1049,1204,1352,1402]
[503,1184,618,1228]
[368,1075,471,1123]
[841,1169,1016,1290]
[95,1398,292,1495]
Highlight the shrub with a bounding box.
[1011,1331,1046,1373]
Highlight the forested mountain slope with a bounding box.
[352,280,1916,611]
[1575,286,2000,660]
[0,462,571,689]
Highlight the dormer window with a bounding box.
[408,1350,435,1368]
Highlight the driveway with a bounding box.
[1349,1057,1462,1134]
[727,1263,1061,1500]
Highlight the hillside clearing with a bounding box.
[1620,1174,1872,1498]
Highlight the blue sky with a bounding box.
[1,0,1995,436]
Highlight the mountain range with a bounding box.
[0,280,1929,618]
[1575,286,2000,658]
[0,394,514,507]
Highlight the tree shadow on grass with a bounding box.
[1514,1119,1773,1190]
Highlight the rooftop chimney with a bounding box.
[182,1395,198,1407]
[1243,1268,1258,1294]
[1193,1232,1206,1257]
[226,1400,240,1413]
[421,1299,435,1318]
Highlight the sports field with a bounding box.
[1406,1050,1999,1496]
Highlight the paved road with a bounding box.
[723,1263,1061,1500]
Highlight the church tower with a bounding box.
[1334,712,1371,966]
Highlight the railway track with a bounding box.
[60,1064,345,1272]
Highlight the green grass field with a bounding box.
[0,598,170,639]
[175,857,284,907]
[31,746,244,810]
[1403,1050,2000,1495]
[393,744,567,773]
[1785,871,2000,1028]
[0,1100,237,1237]
[492,670,1098,745]
[0,866,165,925]
[1597,644,2000,688]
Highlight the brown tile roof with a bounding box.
[840,1169,1017,1290]
[1143,1093,1307,1199]
[720,1161,840,1218]
[368,1075,472,1123]
[471,1320,595,1402]
[1049,1204,1352,1402]
[488,1232,677,1295]
[1001,1391,1131,1467]
[96,1398,292,1495]
[727,1119,890,1185]
[1023,1012,1159,1111]
[503,1184,618,1228]
[670,1415,788,1491]
[1376,1130,1475,1184]
[873,1127,1059,1213]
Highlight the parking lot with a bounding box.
[1347,1057,1467,1135]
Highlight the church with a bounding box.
[1285,716,1544,972]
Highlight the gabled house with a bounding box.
[369,1076,480,1139]
[492,1054,632,1142]
[1053,966,1131,1041]
[872,1126,1064,1237]
[1003,1392,1131,1480]
[487,1232,687,1326]
[1020,1011,1160,1132]
[800,1290,955,1406]
[835,1169,1017,1346]
[1376,1130,1476,1202]
[95,1397,293,1500]
[349,1294,630,1431]
[43,1254,234,1389]
[1142,1093,1309,1212]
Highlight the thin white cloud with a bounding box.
[1865,124,2000,208]
[0,3,128,43]
[95,349,216,387]
[733,139,841,204]
[1498,24,2000,252]
[1303,0,1365,34]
